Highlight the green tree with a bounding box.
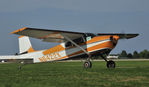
[133,51,140,58]
[120,50,127,58]
[139,49,149,58]
[127,53,133,58]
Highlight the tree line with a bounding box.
[119,49,149,59]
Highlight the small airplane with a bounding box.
[0,27,139,69]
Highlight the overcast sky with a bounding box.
[0,0,148,55]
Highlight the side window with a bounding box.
[65,42,72,47]
[65,37,85,48]
[73,37,84,44]
[85,33,96,41]
[86,36,91,41]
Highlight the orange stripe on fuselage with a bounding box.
[43,45,65,55]
[65,36,112,49]
[87,41,114,52]
[55,40,115,61]
[86,35,111,44]
[42,35,119,61]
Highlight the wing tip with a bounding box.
[132,33,139,37]
[126,33,139,39]
[136,34,139,36]
[10,27,27,34]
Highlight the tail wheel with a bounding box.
[84,61,92,68]
[107,60,116,69]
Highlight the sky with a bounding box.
[0,0,149,55]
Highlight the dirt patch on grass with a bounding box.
[118,76,148,82]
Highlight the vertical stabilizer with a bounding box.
[18,36,34,54]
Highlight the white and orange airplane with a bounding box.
[0,27,139,68]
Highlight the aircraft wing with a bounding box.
[97,33,139,39]
[11,27,85,43]
[11,27,139,43]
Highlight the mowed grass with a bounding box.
[0,61,149,87]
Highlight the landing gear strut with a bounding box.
[18,64,23,70]
[18,61,25,70]
[83,55,92,69]
[100,55,116,69]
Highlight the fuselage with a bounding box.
[32,35,119,63]
[0,35,119,63]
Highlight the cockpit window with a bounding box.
[85,33,96,38]
[65,41,72,47]
[85,33,96,41]
[65,33,97,48]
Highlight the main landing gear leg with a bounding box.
[100,55,116,69]
[18,64,23,70]
[62,34,92,69]
[84,55,92,69]
[18,61,25,70]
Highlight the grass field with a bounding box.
[0,61,149,87]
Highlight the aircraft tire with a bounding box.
[107,60,116,69]
[84,61,92,68]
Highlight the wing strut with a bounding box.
[61,34,90,56]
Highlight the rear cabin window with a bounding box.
[65,37,85,48]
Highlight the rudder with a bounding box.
[18,36,35,54]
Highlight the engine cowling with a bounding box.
[110,36,119,46]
